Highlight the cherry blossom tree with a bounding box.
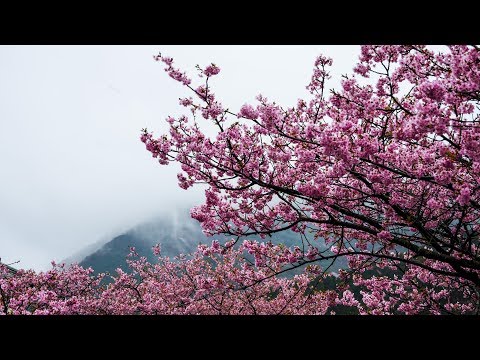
[0,244,335,314]
[140,45,480,314]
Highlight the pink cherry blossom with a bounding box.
[140,45,480,314]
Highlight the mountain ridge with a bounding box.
[73,210,346,275]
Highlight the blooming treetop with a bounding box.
[141,45,480,314]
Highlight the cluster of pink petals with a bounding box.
[139,46,480,314]
[1,243,335,315]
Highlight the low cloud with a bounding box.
[0,45,359,270]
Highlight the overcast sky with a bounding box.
[0,45,360,271]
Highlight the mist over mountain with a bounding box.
[72,208,346,276]
[77,209,206,274]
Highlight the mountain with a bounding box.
[75,210,346,275]
[78,211,209,275]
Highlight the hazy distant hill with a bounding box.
[75,210,346,275]
[78,211,208,274]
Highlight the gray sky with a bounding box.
[0,45,360,271]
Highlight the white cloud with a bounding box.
[0,45,360,270]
